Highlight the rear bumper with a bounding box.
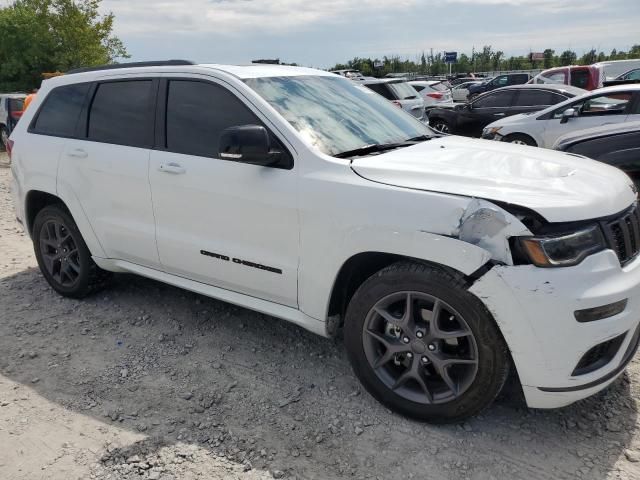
[470,250,640,409]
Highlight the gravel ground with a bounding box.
[2,151,640,479]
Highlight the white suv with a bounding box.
[9,61,640,423]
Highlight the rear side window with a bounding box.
[165,80,263,158]
[514,90,567,107]
[412,84,425,92]
[31,84,89,137]
[571,70,590,89]
[473,90,514,108]
[8,98,24,112]
[88,80,153,148]
[365,83,395,100]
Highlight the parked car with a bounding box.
[361,78,426,121]
[533,61,640,90]
[532,66,600,90]
[482,84,640,147]
[451,81,482,102]
[0,93,26,150]
[467,73,530,99]
[603,68,640,87]
[427,84,585,137]
[330,69,366,80]
[10,61,640,423]
[408,80,453,106]
[553,121,640,187]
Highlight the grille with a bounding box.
[572,333,626,376]
[602,204,640,266]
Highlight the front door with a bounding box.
[148,77,299,307]
[460,90,516,137]
[541,90,636,148]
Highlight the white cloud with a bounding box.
[102,0,419,35]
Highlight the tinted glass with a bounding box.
[473,91,514,108]
[514,90,566,107]
[430,82,449,92]
[509,75,529,85]
[365,83,395,100]
[412,84,425,92]
[571,70,590,89]
[580,92,632,115]
[8,98,24,111]
[389,82,418,100]
[166,80,261,158]
[245,76,432,157]
[622,69,640,80]
[31,84,89,137]
[88,81,153,147]
[492,76,509,87]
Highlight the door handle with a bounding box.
[494,113,506,117]
[67,148,88,159]
[158,162,186,174]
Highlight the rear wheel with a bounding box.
[33,205,111,298]
[0,127,9,152]
[430,119,452,134]
[503,133,537,147]
[344,262,510,423]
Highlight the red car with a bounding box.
[531,65,601,90]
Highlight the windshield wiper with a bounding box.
[334,136,432,159]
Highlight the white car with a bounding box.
[361,78,426,121]
[482,84,640,147]
[451,81,481,102]
[408,80,453,106]
[9,61,640,423]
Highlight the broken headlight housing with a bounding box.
[517,225,606,267]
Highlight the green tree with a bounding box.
[559,50,577,66]
[0,0,128,91]
[543,49,555,69]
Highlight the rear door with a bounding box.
[59,78,160,268]
[460,90,516,136]
[148,77,299,307]
[541,90,635,148]
[512,89,569,114]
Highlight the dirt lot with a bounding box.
[2,152,640,479]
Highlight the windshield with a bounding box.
[245,76,432,156]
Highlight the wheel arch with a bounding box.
[326,251,490,330]
[24,189,106,258]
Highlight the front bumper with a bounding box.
[480,131,503,141]
[470,250,640,408]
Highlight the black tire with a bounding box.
[344,261,510,423]
[32,205,111,298]
[429,119,453,134]
[503,133,537,147]
[0,126,8,152]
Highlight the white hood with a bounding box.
[351,136,636,222]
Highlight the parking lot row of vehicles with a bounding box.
[0,93,26,150]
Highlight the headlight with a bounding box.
[518,225,606,267]
[484,126,503,136]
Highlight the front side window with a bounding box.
[88,80,153,147]
[579,92,633,115]
[165,80,264,158]
[491,76,509,87]
[31,83,90,137]
[472,91,514,108]
[622,69,640,81]
[245,76,432,156]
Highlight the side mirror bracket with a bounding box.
[560,108,577,124]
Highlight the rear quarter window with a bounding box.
[30,84,90,137]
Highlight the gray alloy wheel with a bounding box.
[362,291,479,405]
[38,219,82,287]
[432,121,451,134]
[510,139,528,145]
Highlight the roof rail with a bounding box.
[66,60,196,75]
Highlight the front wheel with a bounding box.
[503,133,537,147]
[344,262,510,423]
[33,205,111,298]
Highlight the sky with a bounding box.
[100,0,640,68]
